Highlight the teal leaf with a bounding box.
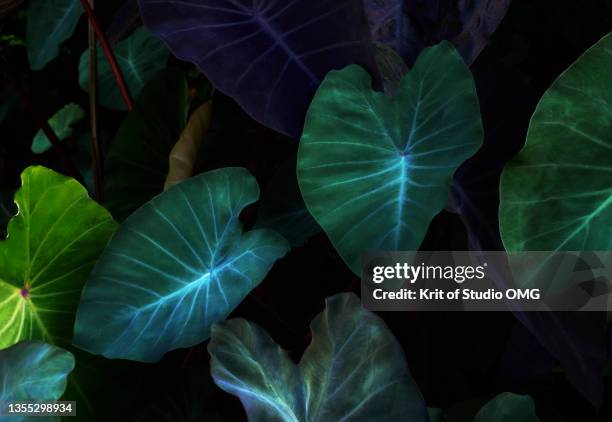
[500,32,612,251]
[297,42,483,274]
[26,0,83,70]
[102,68,189,221]
[73,167,290,362]
[31,103,86,154]
[0,341,75,414]
[79,27,170,111]
[209,293,428,422]
[474,393,539,422]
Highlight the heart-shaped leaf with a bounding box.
[363,0,512,66]
[500,32,612,251]
[498,32,612,406]
[209,293,428,422]
[102,68,189,221]
[0,166,117,350]
[73,167,290,362]
[0,341,75,407]
[474,393,540,422]
[79,27,169,110]
[31,103,86,154]
[26,0,83,70]
[297,42,483,274]
[137,0,378,138]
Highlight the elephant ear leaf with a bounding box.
[102,68,189,221]
[297,41,483,274]
[79,27,169,110]
[500,32,612,251]
[209,293,428,422]
[73,167,290,362]
[474,393,540,422]
[137,0,378,138]
[0,166,117,350]
[31,103,86,154]
[0,341,75,406]
[27,0,83,70]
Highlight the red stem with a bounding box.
[7,74,82,182]
[79,0,134,111]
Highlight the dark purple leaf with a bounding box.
[363,0,512,65]
[106,0,142,44]
[449,60,536,250]
[514,311,608,407]
[137,0,378,138]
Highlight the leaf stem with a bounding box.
[79,0,134,111]
[5,73,83,182]
[87,0,102,202]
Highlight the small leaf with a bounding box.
[164,101,213,190]
[137,0,378,138]
[209,293,428,422]
[0,341,75,406]
[31,103,86,154]
[474,393,539,422]
[102,68,189,221]
[0,166,117,350]
[297,42,483,274]
[26,0,83,70]
[500,32,612,252]
[73,167,290,362]
[79,27,170,110]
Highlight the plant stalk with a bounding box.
[79,0,134,111]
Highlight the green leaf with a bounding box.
[73,167,290,362]
[0,341,75,409]
[473,393,539,422]
[500,32,612,251]
[79,27,170,110]
[209,293,428,422]
[26,0,83,70]
[102,68,189,221]
[0,166,117,350]
[31,103,86,154]
[297,42,483,274]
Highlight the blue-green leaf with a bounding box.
[73,167,290,362]
[31,103,86,154]
[297,42,483,274]
[0,341,75,413]
[474,393,539,422]
[26,0,83,70]
[209,293,428,422]
[79,27,169,110]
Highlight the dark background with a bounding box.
[1,0,612,420]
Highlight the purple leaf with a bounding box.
[137,0,378,138]
[449,60,536,250]
[363,0,512,65]
[106,0,142,44]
